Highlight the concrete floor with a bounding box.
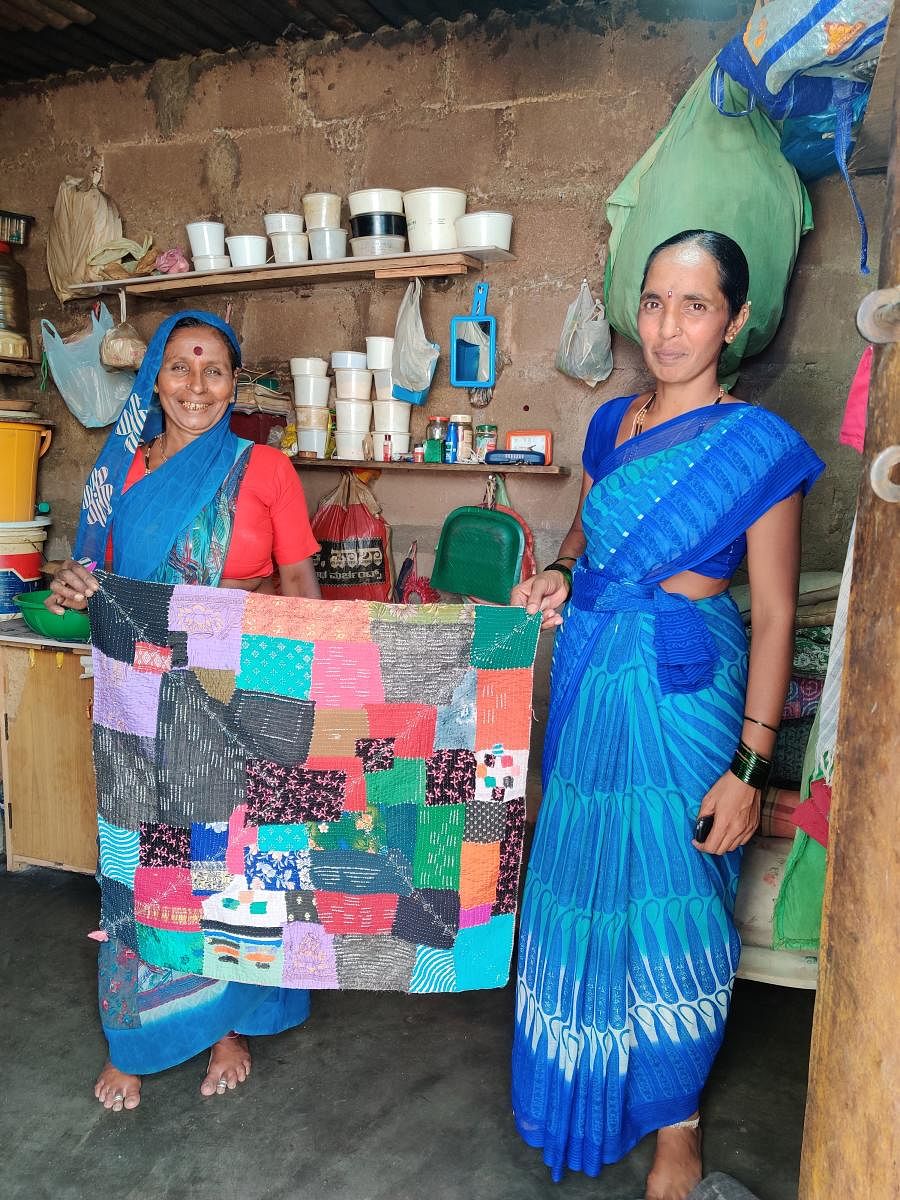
[0,865,814,1200]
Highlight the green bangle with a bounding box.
[729,739,772,790]
[544,561,573,595]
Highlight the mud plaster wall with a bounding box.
[1,11,883,733]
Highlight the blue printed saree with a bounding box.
[511,399,823,1179]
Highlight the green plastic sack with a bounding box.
[604,61,813,384]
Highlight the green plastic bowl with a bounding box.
[13,589,91,642]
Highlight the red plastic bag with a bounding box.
[311,473,394,600]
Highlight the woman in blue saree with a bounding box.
[511,231,824,1199]
[48,312,320,1112]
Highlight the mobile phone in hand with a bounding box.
[694,814,714,844]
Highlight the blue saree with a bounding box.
[511,398,823,1180]
[79,312,310,1076]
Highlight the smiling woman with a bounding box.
[47,310,321,1115]
[510,231,824,1200]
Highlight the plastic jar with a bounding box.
[449,413,473,459]
[475,423,498,461]
[426,415,449,442]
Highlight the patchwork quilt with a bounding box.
[89,573,540,994]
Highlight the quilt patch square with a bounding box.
[90,579,539,994]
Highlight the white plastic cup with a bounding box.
[335,399,372,431]
[294,405,330,430]
[331,350,367,370]
[193,254,231,271]
[373,399,411,433]
[334,368,373,400]
[290,356,328,378]
[348,188,404,217]
[334,430,367,460]
[225,235,268,266]
[186,221,226,256]
[292,374,330,407]
[298,427,328,458]
[454,211,513,251]
[366,336,394,369]
[303,193,342,230]
[264,212,304,234]
[270,231,309,264]
[372,431,411,459]
[309,228,348,261]
[403,188,466,252]
[372,368,394,401]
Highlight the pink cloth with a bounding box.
[793,777,832,848]
[840,346,872,454]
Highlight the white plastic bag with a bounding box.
[41,304,135,427]
[391,279,440,405]
[555,278,613,387]
[100,320,147,370]
[46,169,122,303]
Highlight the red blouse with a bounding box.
[116,444,320,580]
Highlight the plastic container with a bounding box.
[13,588,90,641]
[309,227,348,261]
[290,356,328,378]
[294,405,329,430]
[455,211,513,251]
[334,430,367,460]
[264,212,304,234]
[372,431,410,459]
[270,231,309,264]
[350,235,405,258]
[334,367,373,399]
[372,368,394,401]
[186,221,225,256]
[297,427,328,458]
[366,337,394,370]
[449,412,473,459]
[403,188,467,253]
[193,254,231,271]
[302,193,342,230]
[225,235,267,267]
[335,399,372,432]
[292,374,330,407]
[348,188,404,217]
[0,419,52,521]
[350,213,407,239]
[475,422,498,461]
[0,518,48,619]
[331,350,367,371]
[373,399,411,433]
[426,415,449,442]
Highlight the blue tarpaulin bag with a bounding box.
[712,0,892,273]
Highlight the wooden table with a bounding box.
[0,621,96,874]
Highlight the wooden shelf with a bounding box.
[294,458,568,476]
[0,355,39,378]
[68,248,515,300]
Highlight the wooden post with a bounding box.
[798,47,900,1200]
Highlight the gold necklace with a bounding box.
[142,433,168,474]
[631,386,725,440]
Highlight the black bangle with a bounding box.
[544,561,573,596]
[729,739,772,790]
[744,713,780,734]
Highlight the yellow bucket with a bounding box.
[0,420,52,522]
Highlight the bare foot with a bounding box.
[645,1121,703,1200]
[200,1034,251,1098]
[95,1061,142,1112]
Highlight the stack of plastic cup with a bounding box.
[291,356,329,457]
[332,350,371,459]
[367,336,409,459]
[303,193,347,261]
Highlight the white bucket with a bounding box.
[294,405,329,430]
[225,235,268,267]
[290,357,328,378]
[335,399,372,432]
[303,192,342,230]
[334,430,367,460]
[334,368,372,400]
[372,368,394,401]
[264,212,304,234]
[186,221,225,256]
[270,231,309,264]
[293,375,330,407]
[373,400,411,433]
[372,431,411,460]
[366,336,394,369]
[403,188,466,252]
[297,427,328,458]
[0,518,48,620]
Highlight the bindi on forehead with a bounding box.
[193,345,204,356]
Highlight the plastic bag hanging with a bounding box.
[555,278,614,387]
[41,302,135,427]
[46,168,122,303]
[391,279,440,406]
